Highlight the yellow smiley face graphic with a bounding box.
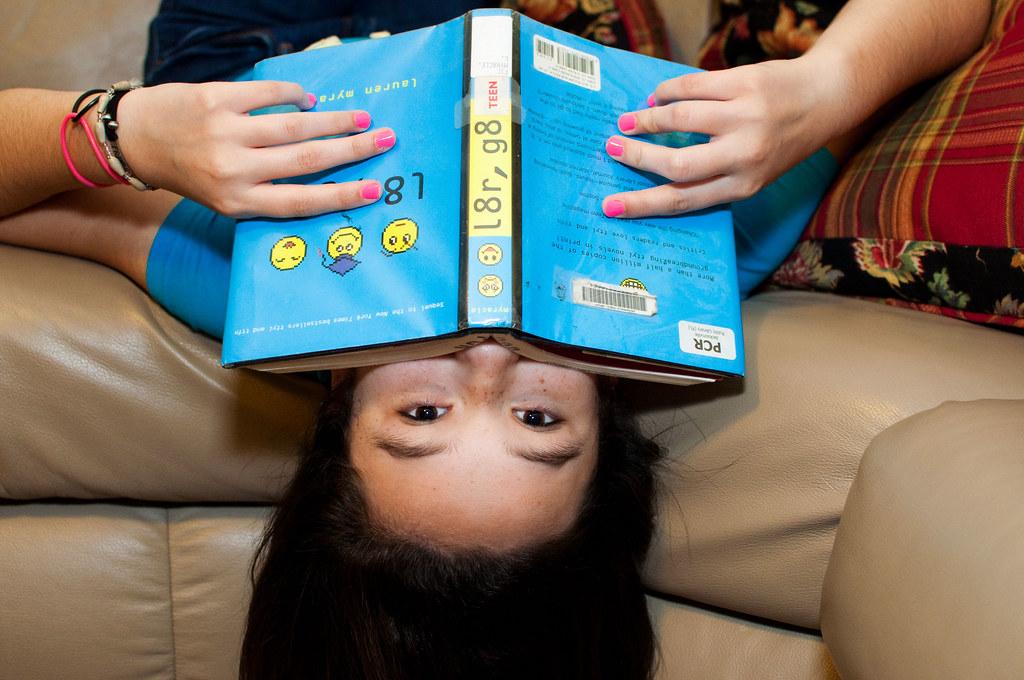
[381,218,419,255]
[270,236,307,270]
[477,243,503,265]
[620,277,647,290]
[327,226,363,259]
[478,275,503,297]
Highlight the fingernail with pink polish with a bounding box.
[647,93,657,107]
[618,113,637,132]
[374,130,396,150]
[606,137,625,158]
[603,199,625,218]
[354,111,371,129]
[305,93,317,109]
[361,181,382,200]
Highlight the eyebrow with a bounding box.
[374,435,450,459]
[373,435,584,467]
[511,441,584,467]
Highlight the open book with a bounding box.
[222,9,744,385]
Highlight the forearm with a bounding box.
[601,0,992,216]
[0,186,177,289]
[806,0,992,139]
[0,89,114,218]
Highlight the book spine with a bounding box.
[460,10,520,330]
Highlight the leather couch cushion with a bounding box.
[0,504,266,680]
[821,399,1024,680]
[0,0,160,91]
[0,245,320,502]
[0,502,837,680]
[650,598,839,680]
[635,290,1024,629]
[6,242,1024,629]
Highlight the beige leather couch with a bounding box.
[3,2,1024,679]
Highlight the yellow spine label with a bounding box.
[467,77,514,238]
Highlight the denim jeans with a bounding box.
[144,0,498,84]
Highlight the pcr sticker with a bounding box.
[678,322,736,360]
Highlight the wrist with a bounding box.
[794,44,870,143]
[109,87,153,187]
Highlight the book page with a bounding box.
[516,16,744,377]
[223,18,465,367]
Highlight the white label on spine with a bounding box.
[470,15,513,78]
[533,35,600,91]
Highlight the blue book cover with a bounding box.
[223,15,466,369]
[222,10,744,384]
[515,14,743,380]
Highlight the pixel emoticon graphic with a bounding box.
[319,225,363,277]
[381,217,418,255]
[477,243,502,265]
[270,236,307,270]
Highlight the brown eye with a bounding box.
[402,405,449,422]
[514,409,558,427]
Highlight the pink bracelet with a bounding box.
[77,113,129,185]
[59,112,114,188]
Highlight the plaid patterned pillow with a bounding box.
[772,0,1024,328]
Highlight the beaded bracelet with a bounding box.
[93,80,157,191]
[79,112,130,186]
[75,88,131,186]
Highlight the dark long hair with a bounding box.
[240,379,663,680]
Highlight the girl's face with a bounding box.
[341,340,600,551]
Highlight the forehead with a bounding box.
[351,433,598,551]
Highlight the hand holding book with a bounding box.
[114,80,396,218]
[600,57,837,219]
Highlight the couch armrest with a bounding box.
[0,0,159,90]
[0,245,323,502]
[821,399,1024,679]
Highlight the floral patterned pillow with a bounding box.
[770,0,1024,329]
[512,0,670,58]
[697,0,844,68]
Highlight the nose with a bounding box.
[457,338,519,398]
[459,338,519,370]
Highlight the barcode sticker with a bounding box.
[533,35,601,91]
[678,322,737,360]
[572,278,656,316]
